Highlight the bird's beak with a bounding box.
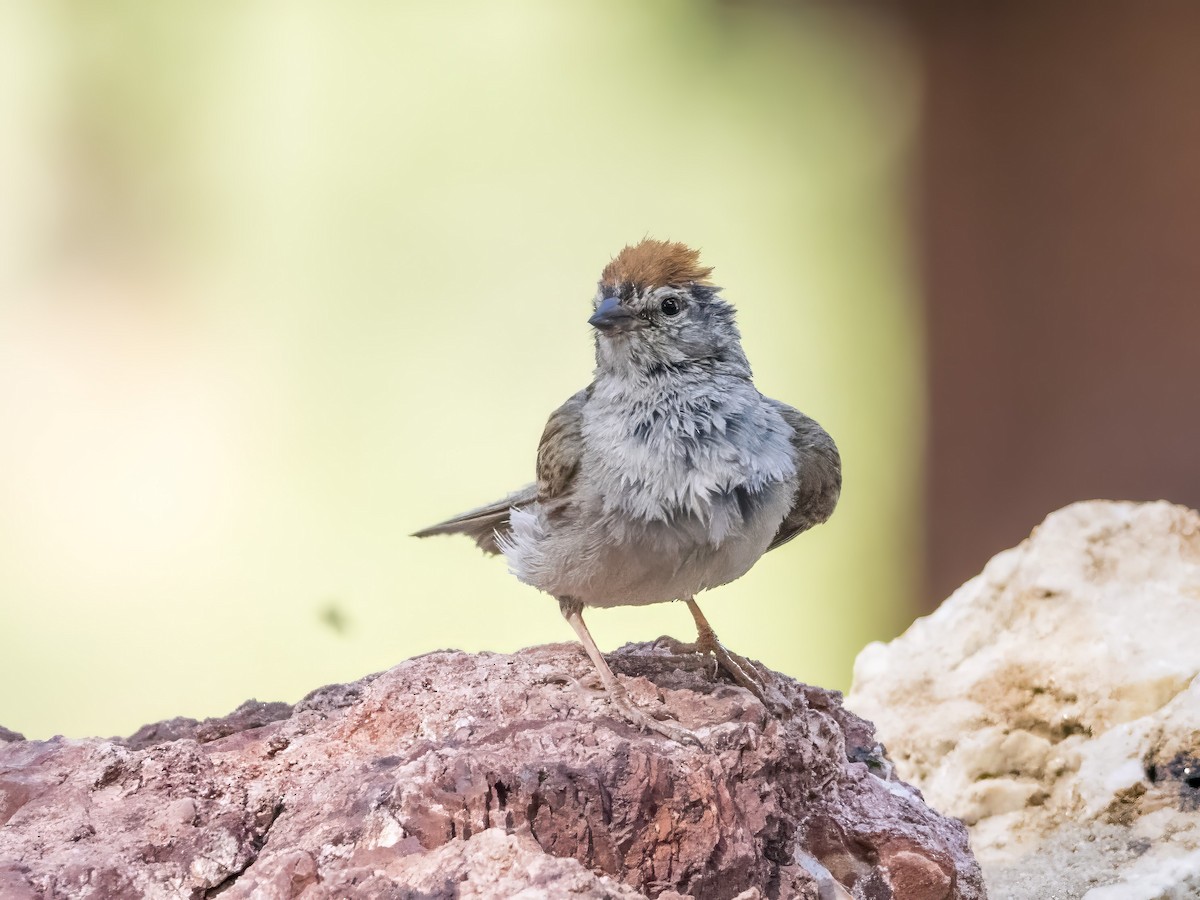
[589,296,641,334]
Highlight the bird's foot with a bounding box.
[558,600,699,745]
[707,642,791,717]
[670,624,788,717]
[544,666,699,744]
[604,681,701,747]
[651,634,721,680]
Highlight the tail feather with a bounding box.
[411,484,537,555]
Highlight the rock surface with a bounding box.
[1,642,984,899]
[850,500,1200,900]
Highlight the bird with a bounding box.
[414,239,841,742]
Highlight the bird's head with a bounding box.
[589,239,749,379]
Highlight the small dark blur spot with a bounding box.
[319,601,350,635]
[1128,837,1152,857]
[1148,752,1200,812]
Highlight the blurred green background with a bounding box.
[0,1,922,739]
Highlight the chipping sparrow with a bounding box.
[415,239,841,742]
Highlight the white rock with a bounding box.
[849,500,1200,900]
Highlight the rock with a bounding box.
[849,500,1200,900]
[121,699,295,750]
[0,642,984,899]
[236,827,645,900]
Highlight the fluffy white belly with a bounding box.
[501,480,793,607]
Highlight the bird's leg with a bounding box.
[559,597,698,745]
[685,598,789,715]
[685,597,759,691]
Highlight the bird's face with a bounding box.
[589,281,745,376]
[589,239,749,379]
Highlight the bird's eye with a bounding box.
[660,297,681,317]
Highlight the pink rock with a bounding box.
[0,642,984,899]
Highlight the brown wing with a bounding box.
[536,387,590,504]
[411,387,590,554]
[766,401,842,552]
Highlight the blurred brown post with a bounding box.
[905,2,1200,603]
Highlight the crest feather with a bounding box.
[601,239,714,289]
